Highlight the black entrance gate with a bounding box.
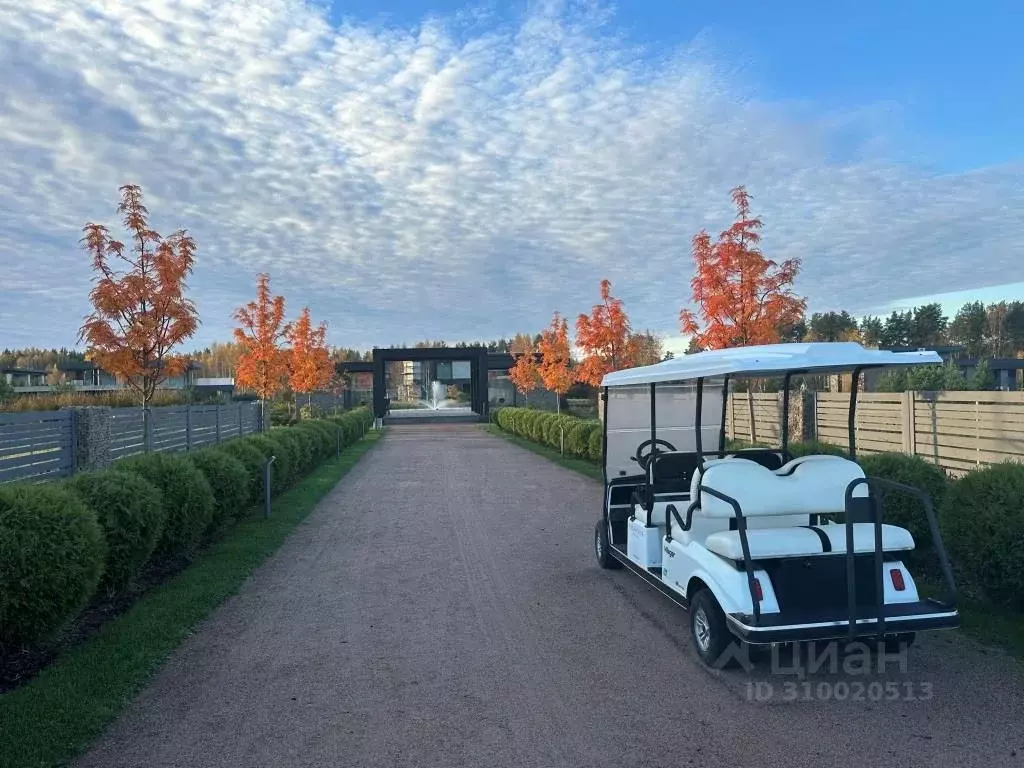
[371,347,490,421]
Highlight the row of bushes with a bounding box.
[0,407,374,649]
[492,407,603,460]
[493,406,1024,612]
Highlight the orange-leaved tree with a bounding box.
[508,333,540,401]
[79,184,199,415]
[537,313,574,413]
[574,279,635,386]
[287,307,333,412]
[233,273,290,429]
[626,330,663,367]
[680,186,806,349]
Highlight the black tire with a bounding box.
[690,588,736,668]
[594,519,622,569]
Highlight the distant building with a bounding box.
[0,367,47,388]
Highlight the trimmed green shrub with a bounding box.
[270,427,310,477]
[295,420,335,460]
[243,434,292,495]
[939,462,1024,609]
[189,449,251,527]
[216,439,267,503]
[116,452,216,556]
[493,406,602,462]
[329,407,372,446]
[0,484,107,647]
[66,469,165,592]
[857,453,948,562]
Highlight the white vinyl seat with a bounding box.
[705,523,915,560]
[690,454,916,560]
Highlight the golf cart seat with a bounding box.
[689,454,915,558]
[704,523,915,560]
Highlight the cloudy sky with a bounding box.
[0,0,1021,353]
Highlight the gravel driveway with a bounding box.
[75,424,1024,768]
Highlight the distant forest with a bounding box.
[3,299,1021,378]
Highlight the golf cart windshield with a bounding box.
[604,381,724,479]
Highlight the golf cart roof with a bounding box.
[601,342,942,388]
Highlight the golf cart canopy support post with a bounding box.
[718,375,729,458]
[694,378,704,459]
[848,366,865,458]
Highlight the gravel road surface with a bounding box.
[76,424,1023,768]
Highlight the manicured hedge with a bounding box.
[214,439,267,503]
[0,411,374,656]
[243,434,293,496]
[857,452,948,564]
[293,420,335,461]
[0,484,107,647]
[188,449,251,529]
[270,427,310,478]
[66,470,165,592]
[940,461,1024,610]
[117,452,216,556]
[493,407,601,462]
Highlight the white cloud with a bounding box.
[0,0,1020,351]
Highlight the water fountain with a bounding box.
[421,380,450,410]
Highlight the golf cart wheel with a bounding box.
[690,589,733,668]
[594,520,622,570]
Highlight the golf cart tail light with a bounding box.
[753,578,763,602]
[890,568,906,591]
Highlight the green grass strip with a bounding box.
[482,424,602,481]
[485,423,1024,661]
[0,431,381,768]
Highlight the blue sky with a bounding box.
[329,0,1023,171]
[0,0,1020,352]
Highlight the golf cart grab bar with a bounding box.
[846,476,958,607]
[663,502,698,539]
[842,477,886,638]
[699,484,761,624]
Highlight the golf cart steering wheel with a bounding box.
[633,438,677,471]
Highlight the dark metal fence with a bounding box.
[0,410,76,484]
[0,402,262,484]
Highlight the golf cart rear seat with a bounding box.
[637,450,789,527]
[692,455,916,560]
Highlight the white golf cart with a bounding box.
[593,342,959,666]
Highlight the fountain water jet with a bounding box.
[420,380,450,410]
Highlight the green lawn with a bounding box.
[486,424,1024,661]
[0,431,380,768]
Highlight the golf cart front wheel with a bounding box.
[594,520,622,570]
[690,589,733,668]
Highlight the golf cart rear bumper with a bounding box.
[726,602,959,644]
